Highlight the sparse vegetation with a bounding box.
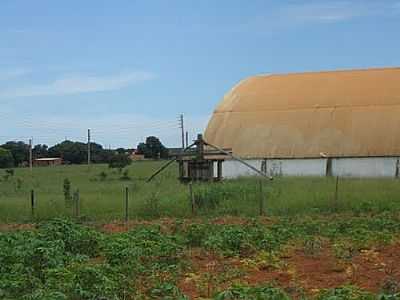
[63,178,72,203]
[1,162,400,299]
[0,162,400,222]
[1,215,400,299]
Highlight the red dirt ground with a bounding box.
[100,216,276,234]
[2,220,399,299]
[179,243,400,299]
[0,223,34,231]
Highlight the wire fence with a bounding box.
[1,163,399,223]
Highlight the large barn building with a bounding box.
[204,67,400,178]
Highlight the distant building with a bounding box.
[33,158,63,167]
[130,151,145,161]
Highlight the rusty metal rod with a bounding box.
[147,142,197,182]
[204,140,273,180]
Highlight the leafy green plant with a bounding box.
[38,218,102,257]
[381,277,400,296]
[204,226,255,257]
[316,286,375,300]
[102,227,184,274]
[214,284,290,300]
[184,223,210,247]
[149,283,188,300]
[303,236,323,256]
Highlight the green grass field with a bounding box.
[0,161,400,223]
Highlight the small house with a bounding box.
[33,158,63,167]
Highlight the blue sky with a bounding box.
[1,0,399,148]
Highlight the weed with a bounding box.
[63,178,72,203]
[120,169,131,181]
[99,171,108,181]
[303,236,323,256]
[316,285,375,300]
[214,284,290,300]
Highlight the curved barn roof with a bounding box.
[204,67,400,158]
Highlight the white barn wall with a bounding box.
[332,157,398,177]
[222,160,261,179]
[264,159,326,177]
[222,157,399,178]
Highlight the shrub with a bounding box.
[99,171,108,181]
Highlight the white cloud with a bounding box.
[239,1,399,33]
[0,71,155,98]
[282,1,373,23]
[0,68,31,81]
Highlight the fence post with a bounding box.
[334,176,339,211]
[30,189,35,219]
[125,187,129,223]
[259,180,264,216]
[189,182,195,216]
[74,189,80,218]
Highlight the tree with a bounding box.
[115,148,127,154]
[1,141,29,166]
[136,136,168,159]
[33,144,48,159]
[108,153,131,171]
[0,147,14,168]
[48,140,106,164]
[136,142,148,156]
[48,141,87,164]
[93,149,116,164]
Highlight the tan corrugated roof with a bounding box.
[204,67,400,158]
[34,158,61,161]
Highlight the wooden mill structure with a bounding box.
[147,133,271,183]
[177,134,229,182]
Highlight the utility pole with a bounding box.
[87,129,91,166]
[185,131,189,148]
[29,138,33,171]
[179,114,185,149]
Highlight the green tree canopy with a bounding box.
[48,140,87,164]
[0,141,29,166]
[48,140,120,165]
[0,147,14,168]
[33,144,48,159]
[108,153,131,170]
[136,136,168,159]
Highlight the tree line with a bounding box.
[0,136,169,168]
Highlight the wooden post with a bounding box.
[125,187,129,223]
[259,180,264,216]
[189,182,195,216]
[197,134,204,160]
[217,161,223,181]
[29,138,33,172]
[30,189,35,219]
[87,129,91,167]
[334,176,339,211]
[74,189,80,218]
